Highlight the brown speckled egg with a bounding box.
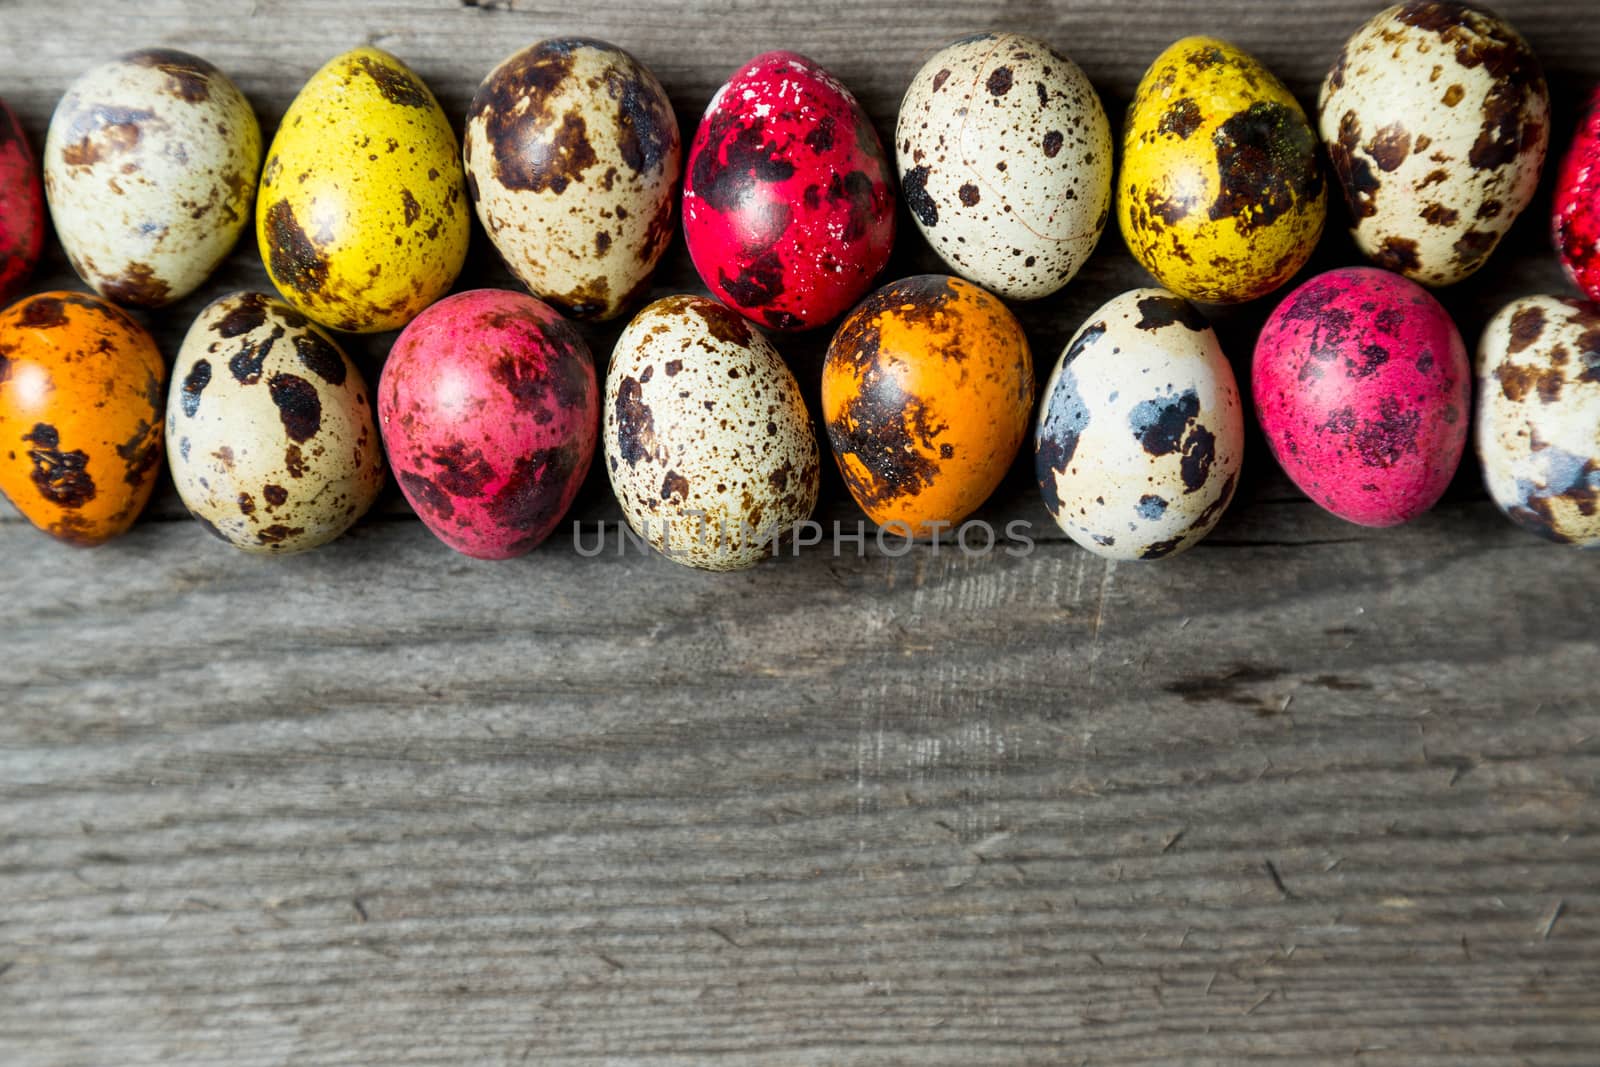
[465,38,681,321]
[44,49,261,307]
[0,291,165,545]
[166,291,384,553]
[1319,2,1549,287]
[1476,295,1600,546]
[604,295,820,570]
[896,32,1112,300]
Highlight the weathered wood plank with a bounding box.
[2,1,1599,1064]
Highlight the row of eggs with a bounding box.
[0,6,1593,564]
[0,7,1590,325]
[1,264,1595,567]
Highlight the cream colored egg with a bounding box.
[1319,2,1549,287]
[166,291,385,553]
[896,33,1111,300]
[1476,295,1600,546]
[464,39,681,321]
[44,49,261,307]
[604,295,820,570]
[1034,288,1244,560]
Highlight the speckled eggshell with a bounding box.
[43,49,261,308]
[1035,289,1243,560]
[0,98,45,306]
[683,51,896,332]
[1118,36,1326,305]
[0,291,165,545]
[895,33,1112,300]
[822,275,1033,537]
[1475,295,1600,546]
[379,289,597,559]
[1554,86,1600,304]
[604,295,820,570]
[1253,266,1470,526]
[257,47,469,334]
[1319,1,1549,287]
[166,292,385,553]
[464,38,681,321]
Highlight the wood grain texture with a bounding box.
[2,1,1599,1064]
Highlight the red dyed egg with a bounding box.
[0,98,44,305]
[683,51,895,332]
[378,289,598,559]
[1555,85,1600,304]
[1253,267,1469,527]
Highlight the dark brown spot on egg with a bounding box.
[126,48,216,103]
[180,360,211,417]
[293,332,346,386]
[215,293,269,337]
[351,54,431,108]
[20,296,69,329]
[237,492,255,515]
[99,262,169,307]
[59,106,152,167]
[958,183,980,206]
[1367,124,1411,172]
[263,484,288,507]
[1421,203,1458,226]
[1373,235,1422,274]
[400,188,421,226]
[1042,130,1064,157]
[256,523,306,546]
[398,469,453,519]
[688,297,751,345]
[614,376,656,467]
[485,442,582,552]
[1327,110,1380,219]
[268,373,322,442]
[1158,98,1203,139]
[1135,294,1207,332]
[902,164,937,227]
[986,67,1013,96]
[116,419,160,488]
[931,69,951,92]
[1209,101,1322,232]
[1508,304,1545,353]
[661,470,689,501]
[23,423,95,508]
[264,200,330,296]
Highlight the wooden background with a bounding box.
[2,1,1598,1063]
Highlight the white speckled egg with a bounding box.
[166,292,385,553]
[604,295,820,570]
[44,49,261,307]
[1476,294,1600,547]
[896,33,1111,300]
[1034,288,1244,560]
[464,39,681,321]
[1318,2,1549,287]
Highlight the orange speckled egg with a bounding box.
[822,275,1033,536]
[0,291,165,544]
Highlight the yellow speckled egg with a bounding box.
[256,47,469,333]
[1118,37,1326,304]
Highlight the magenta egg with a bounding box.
[0,97,44,305]
[1252,267,1469,527]
[1554,85,1600,304]
[683,51,895,332]
[378,289,598,559]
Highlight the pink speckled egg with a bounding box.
[683,51,896,332]
[378,289,598,558]
[0,98,44,305]
[1252,267,1469,526]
